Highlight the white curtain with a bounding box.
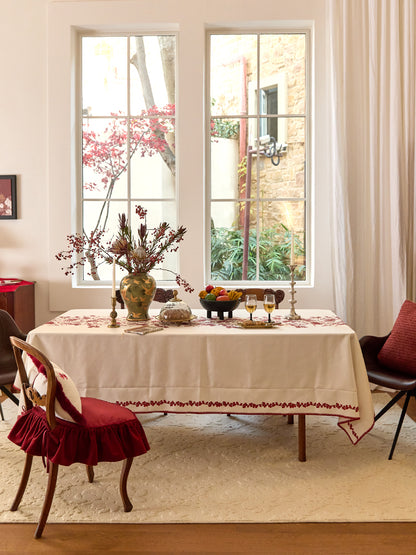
[328,0,416,337]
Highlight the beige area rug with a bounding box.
[0,393,415,524]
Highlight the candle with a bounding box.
[112,258,116,298]
[290,232,295,265]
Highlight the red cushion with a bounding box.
[8,399,150,466]
[378,300,416,376]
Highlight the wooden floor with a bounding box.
[2,393,415,554]
[1,522,416,554]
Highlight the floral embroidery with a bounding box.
[46,313,346,329]
[118,398,359,413]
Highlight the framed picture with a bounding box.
[0,175,17,219]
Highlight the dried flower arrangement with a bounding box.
[56,205,193,292]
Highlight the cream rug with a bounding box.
[0,393,415,523]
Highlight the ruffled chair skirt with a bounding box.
[8,398,150,466]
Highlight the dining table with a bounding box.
[24,308,374,461]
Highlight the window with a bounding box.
[209,33,308,283]
[79,35,177,285]
[48,3,329,313]
[76,30,308,288]
[260,86,278,138]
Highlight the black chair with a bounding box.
[0,309,26,419]
[360,332,416,459]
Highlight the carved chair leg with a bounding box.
[11,453,33,511]
[120,457,133,512]
[34,462,59,539]
[86,465,94,483]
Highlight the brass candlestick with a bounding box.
[287,264,301,320]
[108,296,120,328]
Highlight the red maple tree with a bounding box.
[59,105,175,280]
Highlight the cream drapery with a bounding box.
[328,0,416,337]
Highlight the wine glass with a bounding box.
[245,294,257,321]
[263,293,275,323]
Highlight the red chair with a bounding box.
[8,337,150,538]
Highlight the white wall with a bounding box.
[0,0,332,326]
[0,0,49,324]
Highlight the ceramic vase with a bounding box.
[119,273,156,321]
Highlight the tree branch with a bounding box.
[131,37,176,176]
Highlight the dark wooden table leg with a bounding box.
[287,414,294,425]
[298,414,306,462]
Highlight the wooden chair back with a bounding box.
[236,288,285,308]
[116,288,174,309]
[10,336,57,429]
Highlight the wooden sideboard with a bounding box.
[0,280,35,333]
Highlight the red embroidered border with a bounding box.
[118,399,359,412]
[344,419,359,441]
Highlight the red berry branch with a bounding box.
[56,205,193,292]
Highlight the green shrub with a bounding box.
[210,225,305,281]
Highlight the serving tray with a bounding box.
[238,321,279,329]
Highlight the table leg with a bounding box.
[298,414,306,462]
[287,414,294,425]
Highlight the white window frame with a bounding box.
[76,32,179,288]
[47,2,333,314]
[206,29,311,286]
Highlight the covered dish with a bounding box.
[159,290,194,323]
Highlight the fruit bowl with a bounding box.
[199,298,241,320]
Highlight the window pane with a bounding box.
[82,117,128,199]
[82,200,128,281]
[131,200,178,279]
[82,37,127,116]
[130,117,176,199]
[130,36,175,114]
[211,201,252,281]
[210,35,257,116]
[131,200,177,230]
[259,34,306,115]
[259,200,306,280]
[211,118,241,200]
[255,117,305,199]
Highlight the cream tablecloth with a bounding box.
[26,309,374,444]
